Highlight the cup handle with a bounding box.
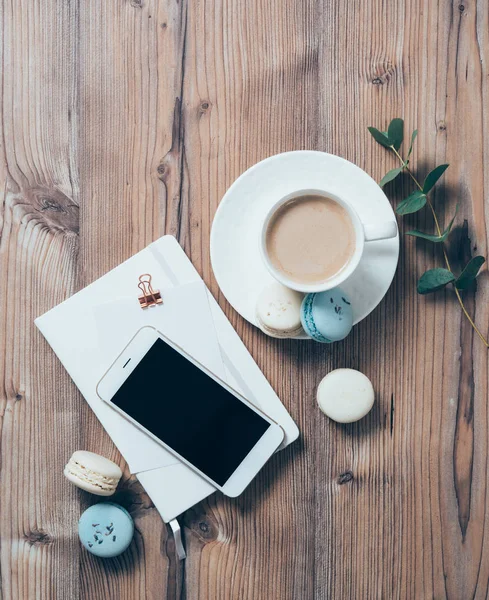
[364,221,398,242]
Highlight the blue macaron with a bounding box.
[300,288,353,343]
[78,502,134,558]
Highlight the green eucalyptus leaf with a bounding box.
[387,118,404,151]
[423,164,449,194]
[406,230,447,243]
[368,127,392,148]
[396,190,427,215]
[407,129,418,158]
[406,204,458,242]
[456,256,486,290]
[417,268,455,294]
[380,166,404,187]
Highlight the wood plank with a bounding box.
[0,0,186,598]
[75,1,187,598]
[0,0,82,598]
[317,2,408,598]
[181,0,318,598]
[314,1,489,598]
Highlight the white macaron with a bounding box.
[64,451,123,496]
[256,282,304,338]
[317,369,375,423]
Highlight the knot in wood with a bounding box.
[156,160,172,184]
[199,101,212,117]
[369,60,397,87]
[40,197,64,212]
[195,519,217,540]
[184,512,219,542]
[25,530,54,546]
[25,187,79,234]
[337,470,354,485]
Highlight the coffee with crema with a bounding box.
[265,195,356,285]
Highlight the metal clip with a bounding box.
[138,274,163,308]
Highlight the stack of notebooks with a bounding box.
[35,235,299,526]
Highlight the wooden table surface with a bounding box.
[1,0,489,598]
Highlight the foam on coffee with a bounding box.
[266,195,356,285]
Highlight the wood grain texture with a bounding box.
[1,0,489,598]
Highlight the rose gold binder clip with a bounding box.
[138,274,163,308]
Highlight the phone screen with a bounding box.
[110,338,271,486]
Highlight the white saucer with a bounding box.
[210,151,399,339]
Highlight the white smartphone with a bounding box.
[96,326,284,497]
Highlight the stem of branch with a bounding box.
[392,147,489,348]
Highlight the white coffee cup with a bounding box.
[260,188,398,293]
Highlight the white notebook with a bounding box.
[35,235,299,523]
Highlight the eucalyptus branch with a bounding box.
[368,118,488,347]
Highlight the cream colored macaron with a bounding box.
[256,282,304,338]
[317,369,374,423]
[64,451,123,496]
